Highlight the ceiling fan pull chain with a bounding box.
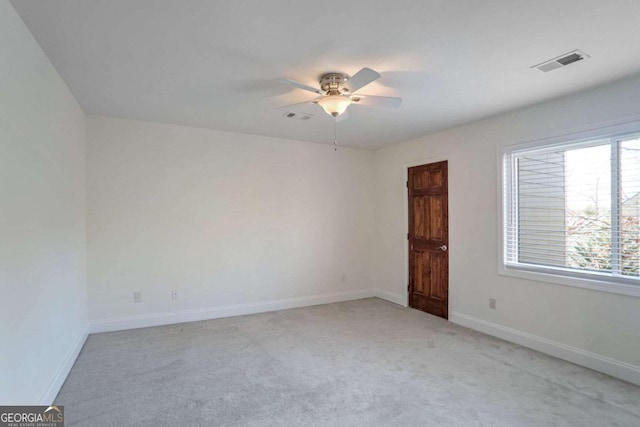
[333,119,338,151]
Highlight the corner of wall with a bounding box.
[38,329,89,405]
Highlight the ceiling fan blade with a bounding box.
[350,94,402,108]
[336,110,349,122]
[277,97,321,110]
[346,68,381,93]
[277,78,323,94]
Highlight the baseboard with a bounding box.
[374,289,407,307]
[90,289,376,333]
[450,311,640,386]
[38,327,88,405]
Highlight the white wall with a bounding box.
[86,116,375,327]
[374,75,640,373]
[0,1,88,404]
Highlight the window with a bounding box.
[502,130,640,289]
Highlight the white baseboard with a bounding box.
[90,289,376,333]
[38,327,88,405]
[450,311,640,386]
[374,289,407,307]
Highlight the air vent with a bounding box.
[532,50,590,72]
[282,111,313,120]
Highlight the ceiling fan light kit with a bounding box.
[318,95,352,117]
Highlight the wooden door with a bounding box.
[408,161,449,319]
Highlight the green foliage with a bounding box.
[567,206,639,275]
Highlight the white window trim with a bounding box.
[497,116,640,298]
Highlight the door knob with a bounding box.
[439,245,447,251]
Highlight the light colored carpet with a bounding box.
[56,298,640,426]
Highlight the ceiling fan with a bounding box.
[277,68,402,120]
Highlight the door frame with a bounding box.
[403,156,452,312]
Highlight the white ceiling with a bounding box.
[11,0,640,149]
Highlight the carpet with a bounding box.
[56,298,640,426]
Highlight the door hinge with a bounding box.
[407,284,410,292]
[406,180,409,188]
[407,233,409,240]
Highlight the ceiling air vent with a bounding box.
[532,50,590,72]
[282,111,313,120]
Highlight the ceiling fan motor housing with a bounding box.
[319,72,349,95]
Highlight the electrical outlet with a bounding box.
[171,289,178,300]
[133,292,142,303]
[489,298,496,310]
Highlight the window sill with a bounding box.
[498,265,640,298]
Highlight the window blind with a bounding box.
[503,134,640,284]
